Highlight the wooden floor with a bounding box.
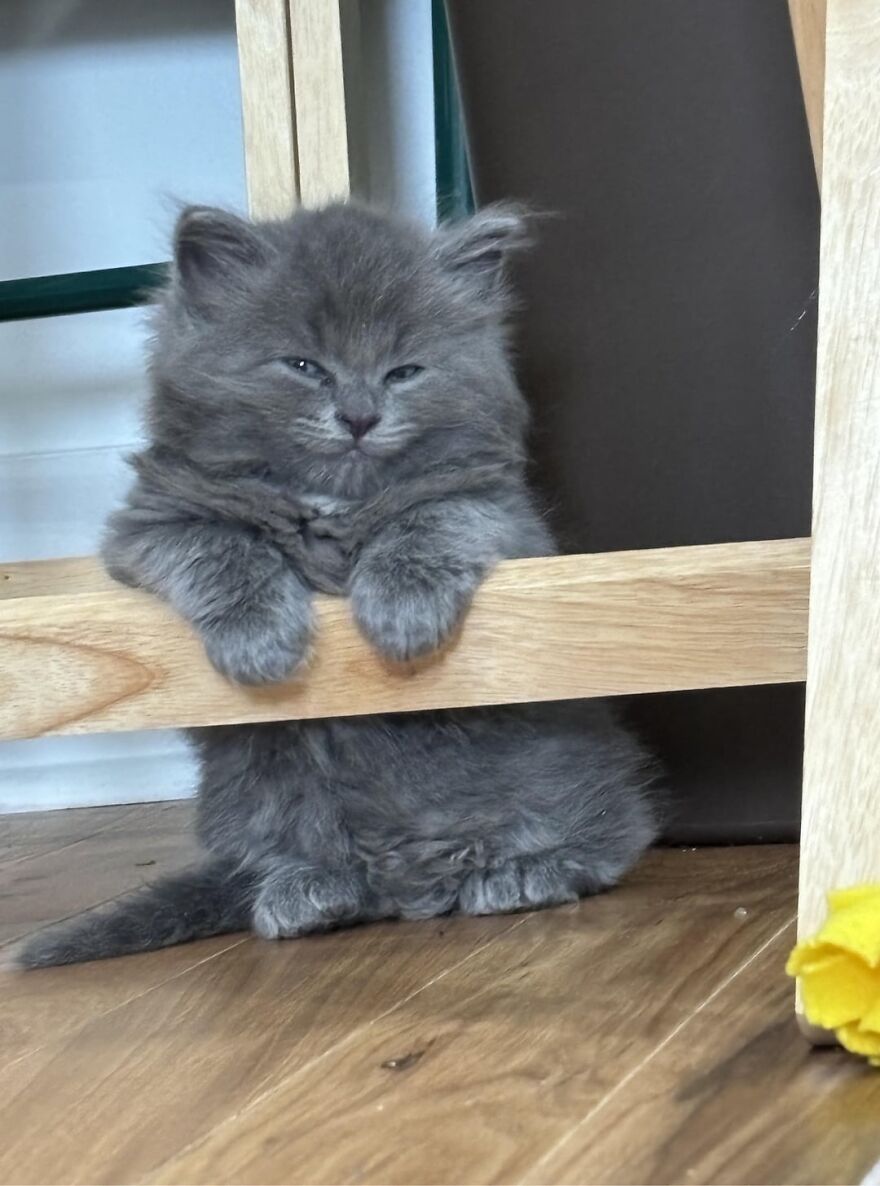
[0,804,878,1185]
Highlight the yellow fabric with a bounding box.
[787,884,880,1066]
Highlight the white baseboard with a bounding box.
[0,733,196,813]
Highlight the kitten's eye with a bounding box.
[282,357,331,384]
[384,364,424,385]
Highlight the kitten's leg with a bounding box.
[252,858,372,939]
[458,709,658,918]
[350,492,553,663]
[103,505,313,685]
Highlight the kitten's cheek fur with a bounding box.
[198,601,315,686]
[350,568,477,663]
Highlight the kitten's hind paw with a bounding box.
[252,865,366,939]
[458,853,603,916]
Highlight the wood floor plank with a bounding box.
[0,803,139,868]
[0,912,526,1185]
[532,923,880,1186]
[0,801,196,945]
[8,819,854,1186]
[0,934,247,1070]
[148,848,798,1186]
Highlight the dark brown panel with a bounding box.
[447,0,818,841]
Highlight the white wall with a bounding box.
[0,0,436,812]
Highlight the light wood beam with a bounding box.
[0,539,809,741]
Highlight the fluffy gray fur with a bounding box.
[16,202,658,968]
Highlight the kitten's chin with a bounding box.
[319,447,386,497]
[287,434,410,496]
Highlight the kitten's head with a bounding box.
[149,202,532,496]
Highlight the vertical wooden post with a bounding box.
[788,0,827,184]
[234,0,300,218]
[797,0,880,1032]
[288,0,350,205]
[235,0,350,218]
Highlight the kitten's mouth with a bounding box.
[344,439,393,460]
[318,434,403,462]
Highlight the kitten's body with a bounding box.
[16,203,657,968]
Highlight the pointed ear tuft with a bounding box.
[173,206,270,311]
[434,203,532,293]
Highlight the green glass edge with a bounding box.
[0,262,169,323]
[1,6,469,322]
[432,0,474,221]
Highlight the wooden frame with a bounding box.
[1,0,876,1043]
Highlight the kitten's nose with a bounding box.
[336,411,380,440]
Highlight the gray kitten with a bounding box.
[16,203,658,968]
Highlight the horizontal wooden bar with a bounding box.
[0,539,810,741]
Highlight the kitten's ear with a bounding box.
[434,203,531,295]
[173,206,270,312]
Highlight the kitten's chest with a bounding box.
[298,492,354,518]
[290,491,362,595]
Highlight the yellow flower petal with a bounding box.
[836,1021,880,1061]
[788,884,880,1068]
[828,885,880,912]
[795,951,880,1029]
[786,939,837,976]
[859,993,880,1032]
[815,889,880,968]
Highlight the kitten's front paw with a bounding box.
[199,598,314,686]
[351,562,477,663]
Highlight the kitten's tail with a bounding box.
[10,860,257,970]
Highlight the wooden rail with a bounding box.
[0,539,809,741]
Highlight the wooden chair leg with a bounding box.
[797,0,880,1037]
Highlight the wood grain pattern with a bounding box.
[234,0,299,217]
[0,540,810,741]
[0,555,110,600]
[0,804,135,868]
[533,923,880,1186]
[789,0,827,183]
[797,0,880,995]
[0,802,196,946]
[0,914,524,1184]
[3,807,876,1186]
[288,0,350,205]
[0,804,237,1073]
[151,849,799,1186]
[0,934,246,1074]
